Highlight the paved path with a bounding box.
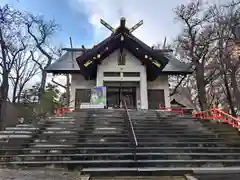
[0,169,82,180]
[0,169,187,180]
[3,168,240,180]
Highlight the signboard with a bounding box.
[90,86,106,106]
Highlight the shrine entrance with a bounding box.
[105,82,138,109]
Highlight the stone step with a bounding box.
[91,176,186,180]
[12,152,240,159]
[3,146,240,154]
[2,159,240,168]
[29,136,222,142]
[193,173,240,180]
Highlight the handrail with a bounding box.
[193,107,240,129]
[123,100,138,146]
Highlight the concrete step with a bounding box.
[193,173,240,180]
[137,141,240,147]
[11,152,240,159]
[2,159,240,168]
[3,145,240,152]
[91,176,186,180]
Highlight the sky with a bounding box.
[0,0,226,96]
[0,0,194,48]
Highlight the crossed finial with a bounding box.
[100,17,143,33]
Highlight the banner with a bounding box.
[90,86,106,106]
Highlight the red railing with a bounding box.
[193,108,240,129]
[159,105,184,116]
[54,107,74,116]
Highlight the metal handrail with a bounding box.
[123,100,138,146]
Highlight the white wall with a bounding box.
[98,49,144,72]
[70,49,170,109]
[97,49,148,109]
[97,49,144,85]
[70,74,95,107]
[147,75,170,108]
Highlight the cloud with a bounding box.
[69,0,189,46]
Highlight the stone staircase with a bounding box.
[91,176,186,180]
[0,109,240,178]
[131,111,240,168]
[199,119,240,141]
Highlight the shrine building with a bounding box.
[45,18,192,109]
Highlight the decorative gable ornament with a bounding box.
[76,17,169,80]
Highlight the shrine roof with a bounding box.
[45,48,192,75]
[45,18,193,78]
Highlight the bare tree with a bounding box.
[51,74,70,106]
[25,14,60,97]
[174,0,215,111]
[50,48,71,106]
[173,0,240,115]
[208,1,240,116]
[10,48,39,103]
[0,5,26,129]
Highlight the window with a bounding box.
[118,53,126,65]
[104,72,121,77]
[123,72,140,77]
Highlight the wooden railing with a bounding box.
[193,108,240,129]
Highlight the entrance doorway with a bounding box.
[106,87,136,109]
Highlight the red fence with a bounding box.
[158,105,184,116]
[192,108,240,129]
[54,107,74,116]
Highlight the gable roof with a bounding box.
[45,50,82,73]
[170,87,195,109]
[45,18,193,79]
[76,18,171,80]
[45,48,193,75]
[162,53,192,74]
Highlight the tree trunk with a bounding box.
[0,71,9,130]
[195,63,208,111]
[230,68,240,112]
[0,27,9,130]
[16,84,26,103]
[39,70,47,98]
[222,71,237,117]
[66,74,70,107]
[12,76,19,104]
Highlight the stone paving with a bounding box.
[0,169,187,180]
[3,168,240,180]
[0,169,84,180]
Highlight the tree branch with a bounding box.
[30,50,43,70]
[170,75,188,96]
[51,78,67,89]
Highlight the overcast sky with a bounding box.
[0,0,195,48]
[0,0,227,94]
